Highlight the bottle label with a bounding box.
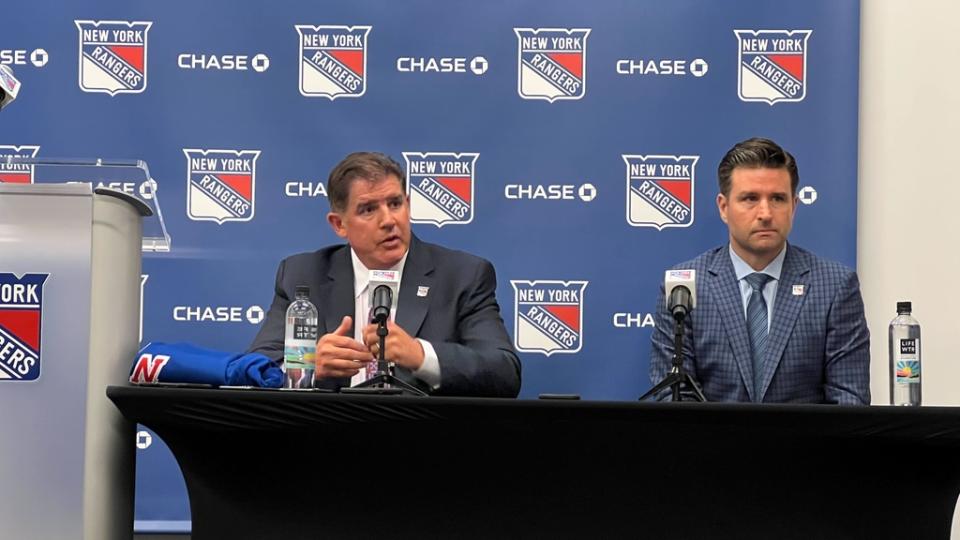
[895,338,920,384]
[293,321,318,341]
[284,340,316,369]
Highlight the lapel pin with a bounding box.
[792,285,805,296]
[417,286,429,297]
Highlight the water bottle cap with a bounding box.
[896,301,912,314]
[295,285,310,297]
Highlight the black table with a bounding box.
[108,386,960,539]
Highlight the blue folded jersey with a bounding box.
[130,342,283,388]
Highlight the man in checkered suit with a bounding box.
[649,138,870,404]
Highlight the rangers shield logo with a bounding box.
[511,280,588,356]
[296,25,371,99]
[735,29,812,105]
[0,145,40,184]
[0,273,48,381]
[183,149,260,224]
[623,154,698,230]
[514,28,590,102]
[0,65,19,94]
[403,152,478,227]
[75,20,152,95]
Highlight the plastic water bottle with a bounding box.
[889,301,921,406]
[283,285,318,389]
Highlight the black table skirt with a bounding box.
[108,386,960,540]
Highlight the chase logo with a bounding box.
[93,179,156,200]
[510,280,588,356]
[623,154,698,230]
[285,180,327,198]
[0,145,40,184]
[0,49,50,68]
[183,148,260,224]
[0,273,48,381]
[403,152,478,227]
[74,20,152,95]
[296,25,370,99]
[173,305,264,324]
[514,28,590,102]
[178,52,270,73]
[735,29,811,105]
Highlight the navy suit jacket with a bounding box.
[650,244,870,404]
[248,236,521,397]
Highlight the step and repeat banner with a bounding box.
[2,0,860,531]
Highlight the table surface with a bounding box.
[108,384,960,440]
[108,386,960,540]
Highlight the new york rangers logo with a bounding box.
[403,152,478,227]
[735,29,812,105]
[75,20,152,95]
[0,145,40,184]
[296,25,370,99]
[514,28,590,102]
[623,154,698,230]
[511,280,588,356]
[0,67,18,94]
[0,273,48,381]
[183,149,260,224]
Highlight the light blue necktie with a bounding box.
[745,272,772,400]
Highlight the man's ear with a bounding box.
[717,193,729,224]
[327,212,347,239]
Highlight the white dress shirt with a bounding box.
[348,248,441,388]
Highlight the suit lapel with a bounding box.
[396,236,433,337]
[709,249,757,401]
[757,245,810,400]
[320,246,356,336]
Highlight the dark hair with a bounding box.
[327,152,406,212]
[717,137,799,196]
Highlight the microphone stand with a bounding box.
[639,310,706,402]
[353,317,426,396]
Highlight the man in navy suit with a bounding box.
[248,152,520,397]
[650,138,870,404]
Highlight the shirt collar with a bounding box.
[350,247,409,299]
[729,243,786,283]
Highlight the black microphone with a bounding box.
[668,286,692,319]
[664,269,697,321]
[371,284,392,324]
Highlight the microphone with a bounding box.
[0,65,21,111]
[369,269,400,324]
[665,269,696,320]
[371,285,392,323]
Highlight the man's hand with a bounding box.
[362,320,425,371]
[314,316,373,379]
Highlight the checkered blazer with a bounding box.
[650,244,871,404]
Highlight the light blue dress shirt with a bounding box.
[728,244,787,332]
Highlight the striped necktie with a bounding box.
[745,272,772,400]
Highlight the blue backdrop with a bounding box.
[2,0,860,531]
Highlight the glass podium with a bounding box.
[2,156,171,252]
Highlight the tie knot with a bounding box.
[745,272,771,292]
